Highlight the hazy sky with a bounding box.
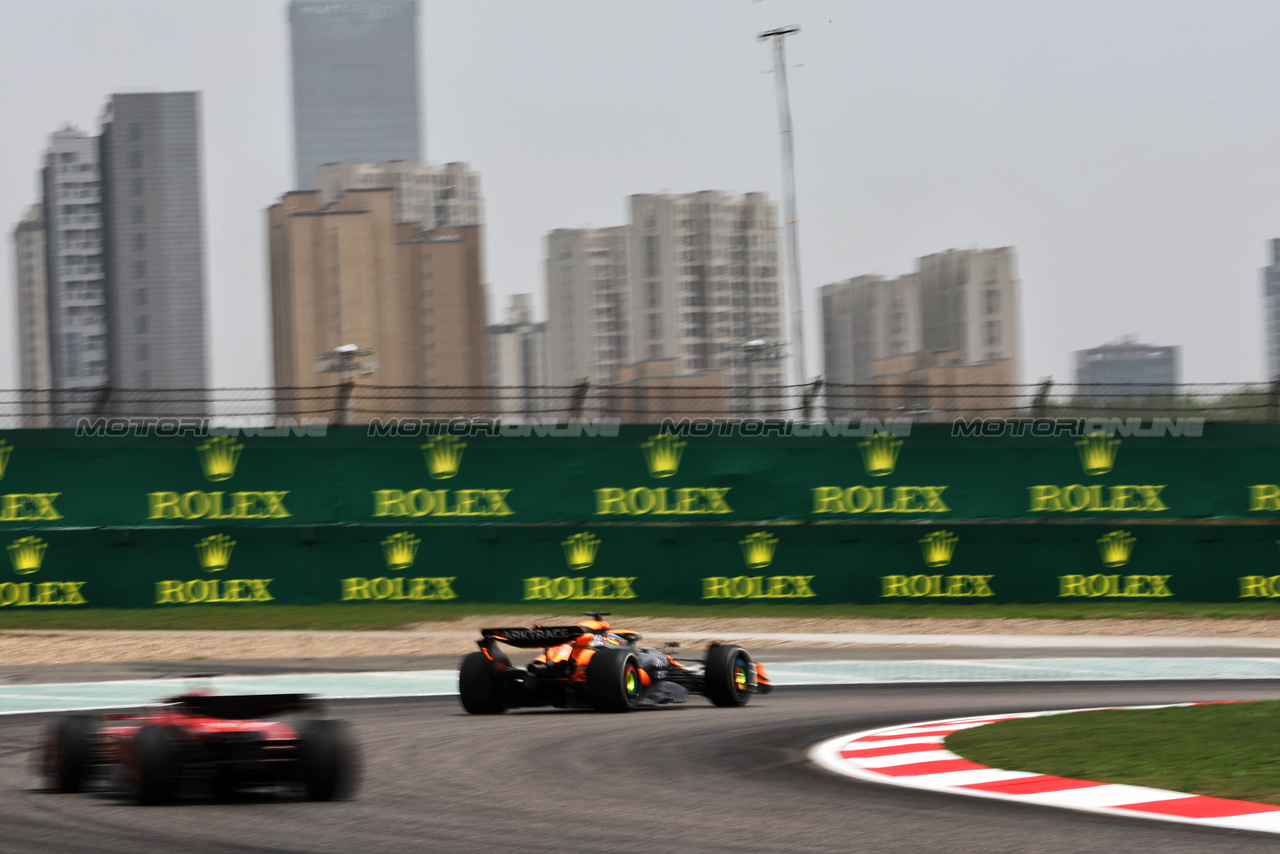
[2,0,1278,388]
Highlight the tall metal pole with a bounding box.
[759,25,807,385]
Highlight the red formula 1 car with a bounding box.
[459,612,772,713]
[36,688,359,804]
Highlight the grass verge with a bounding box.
[0,601,1277,631]
[946,701,1280,805]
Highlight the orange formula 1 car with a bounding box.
[459,612,772,713]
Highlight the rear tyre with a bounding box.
[212,763,238,801]
[704,645,753,707]
[51,715,94,793]
[459,651,509,715]
[299,719,358,801]
[585,648,642,712]
[134,725,179,805]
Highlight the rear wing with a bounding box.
[163,693,319,719]
[481,626,587,648]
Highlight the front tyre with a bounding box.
[459,652,509,715]
[299,719,359,801]
[704,645,754,707]
[586,648,642,712]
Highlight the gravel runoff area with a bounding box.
[3,616,1280,666]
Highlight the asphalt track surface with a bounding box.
[7,681,1280,853]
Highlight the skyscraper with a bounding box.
[99,92,208,401]
[289,0,422,190]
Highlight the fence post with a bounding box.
[570,379,590,419]
[336,379,355,427]
[1030,377,1053,418]
[92,384,113,421]
[801,377,824,421]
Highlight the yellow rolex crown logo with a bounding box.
[562,532,601,571]
[381,532,421,571]
[1097,530,1135,568]
[919,531,959,568]
[197,437,243,482]
[740,532,779,570]
[421,436,466,480]
[7,536,46,575]
[642,433,686,478]
[859,432,902,477]
[196,534,236,572]
[1076,432,1120,476]
[0,440,12,480]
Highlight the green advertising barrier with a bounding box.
[5,523,1280,607]
[5,424,1280,528]
[4,424,1280,604]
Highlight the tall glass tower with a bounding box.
[288,0,422,190]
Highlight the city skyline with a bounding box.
[4,1,1280,389]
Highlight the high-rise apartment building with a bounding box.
[821,247,1021,417]
[289,0,422,190]
[1263,239,1280,379]
[545,191,783,390]
[1074,335,1180,393]
[41,127,108,406]
[918,248,1020,370]
[488,294,548,414]
[628,192,782,385]
[99,92,208,399]
[822,273,922,386]
[11,205,51,426]
[268,188,489,419]
[315,161,482,230]
[545,226,630,386]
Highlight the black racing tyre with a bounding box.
[298,719,359,801]
[133,724,179,805]
[52,715,94,793]
[704,644,753,707]
[585,648,642,713]
[212,763,238,801]
[459,651,509,715]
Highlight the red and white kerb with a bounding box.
[809,704,1280,835]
